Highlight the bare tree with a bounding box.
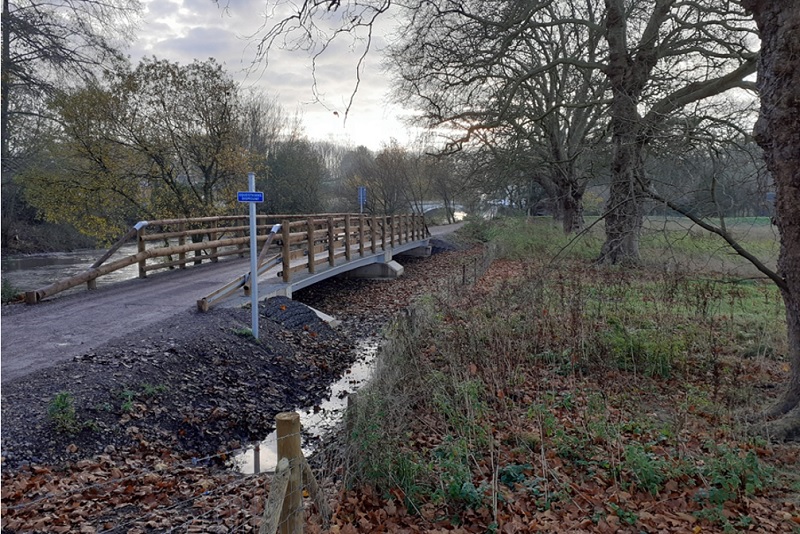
[222,0,391,122]
[1,0,140,248]
[389,0,609,233]
[1,0,140,172]
[598,0,757,264]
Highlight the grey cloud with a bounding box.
[129,0,408,149]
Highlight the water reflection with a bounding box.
[234,339,379,474]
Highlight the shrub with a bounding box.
[48,392,80,434]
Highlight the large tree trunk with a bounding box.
[2,0,11,171]
[597,0,664,264]
[560,182,586,235]
[597,89,648,263]
[744,1,800,439]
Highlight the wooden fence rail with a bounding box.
[24,213,429,304]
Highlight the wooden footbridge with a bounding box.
[23,213,432,310]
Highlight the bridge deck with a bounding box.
[1,236,430,383]
[218,237,428,308]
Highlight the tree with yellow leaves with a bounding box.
[24,57,249,242]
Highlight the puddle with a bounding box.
[233,338,379,474]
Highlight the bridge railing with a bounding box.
[24,213,430,304]
[278,213,426,282]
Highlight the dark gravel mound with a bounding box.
[0,305,355,473]
[261,295,328,332]
[430,237,466,254]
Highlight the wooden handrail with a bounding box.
[25,212,432,304]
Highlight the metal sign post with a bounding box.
[238,173,264,339]
[358,186,367,214]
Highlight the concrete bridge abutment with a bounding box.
[345,259,405,279]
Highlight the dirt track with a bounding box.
[1,257,254,383]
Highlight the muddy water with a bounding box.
[234,339,379,474]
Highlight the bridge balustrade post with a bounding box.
[282,220,291,283]
[359,215,365,257]
[178,222,186,269]
[327,216,335,267]
[137,227,147,278]
[344,215,352,261]
[371,216,377,253]
[238,224,246,258]
[390,216,395,247]
[210,220,218,263]
[307,218,316,274]
[411,214,416,241]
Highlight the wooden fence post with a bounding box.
[238,226,246,258]
[371,215,377,253]
[276,412,303,534]
[210,221,218,262]
[282,220,291,283]
[327,216,335,266]
[359,215,365,257]
[178,222,186,269]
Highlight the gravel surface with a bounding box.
[0,301,353,473]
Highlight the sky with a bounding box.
[128,0,414,150]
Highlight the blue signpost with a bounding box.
[358,186,367,214]
[238,173,264,339]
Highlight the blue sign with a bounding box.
[358,186,367,214]
[237,191,264,203]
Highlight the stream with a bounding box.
[233,339,379,474]
[3,246,383,475]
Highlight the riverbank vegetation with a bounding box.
[337,218,798,532]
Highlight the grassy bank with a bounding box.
[337,217,798,533]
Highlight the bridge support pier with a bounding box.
[345,260,405,279]
[398,245,432,258]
